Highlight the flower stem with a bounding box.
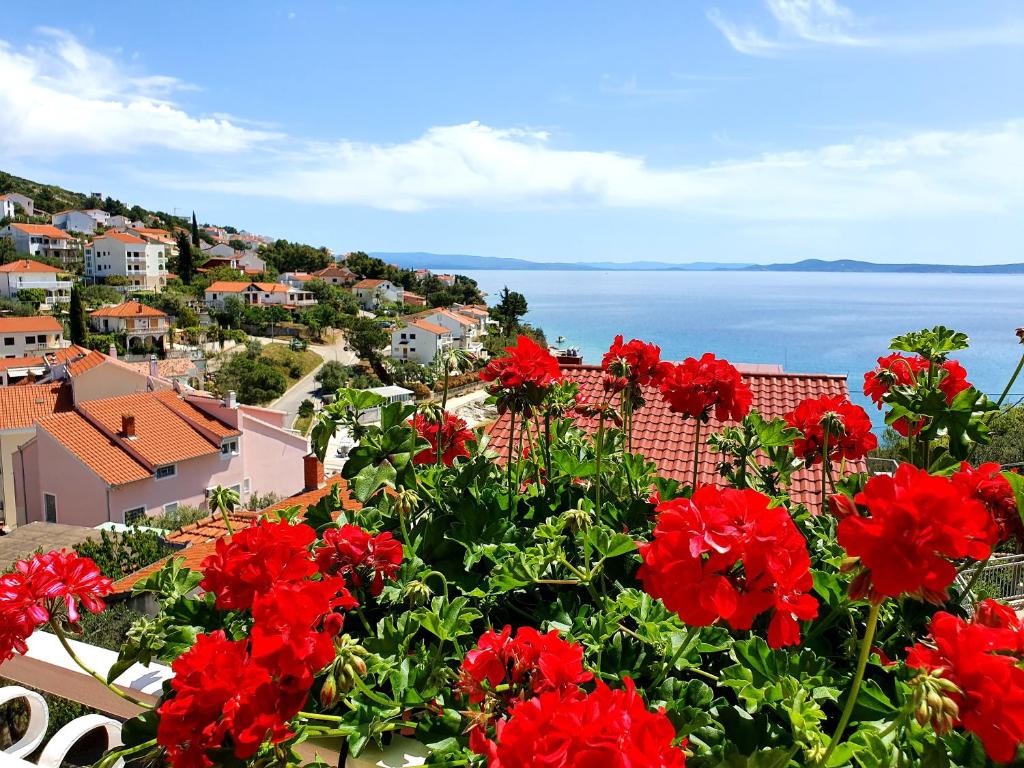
[961,555,991,603]
[506,415,515,511]
[595,412,606,522]
[48,621,152,708]
[821,430,830,514]
[996,350,1024,408]
[299,710,347,723]
[819,601,882,767]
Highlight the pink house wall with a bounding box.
[237,412,308,500]
[18,431,112,527]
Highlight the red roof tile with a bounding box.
[486,364,866,510]
[0,383,73,430]
[157,391,240,440]
[95,230,146,245]
[407,319,451,336]
[36,411,151,485]
[9,224,71,239]
[65,350,108,377]
[0,259,63,274]
[90,301,167,319]
[0,316,63,333]
[353,279,387,289]
[0,345,90,375]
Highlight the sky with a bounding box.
[1,1,1022,265]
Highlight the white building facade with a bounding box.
[0,259,72,304]
[84,231,168,292]
[0,317,67,359]
[390,319,453,365]
[0,224,78,263]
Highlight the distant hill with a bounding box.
[371,252,753,271]
[372,252,1024,274]
[743,259,1024,274]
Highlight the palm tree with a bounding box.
[434,346,473,410]
[208,484,241,538]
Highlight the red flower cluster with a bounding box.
[953,462,1024,546]
[835,464,994,602]
[470,679,687,768]
[481,335,562,398]
[315,524,404,597]
[602,335,667,387]
[863,353,972,435]
[784,394,877,464]
[658,353,752,423]
[637,486,818,648]
[161,518,357,767]
[200,519,319,610]
[0,550,111,662]
[411,411,476,466]
[906,606,1024,762]
[457,625,593,705]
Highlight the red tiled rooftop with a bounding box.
[90,301,167,318]
[0,383,72,430]
[407,319,451,336]
[65,350,108,377]
[353,279,387,289]
[0,259,63,274]
[8,224,71,239]
[36,411,151,485]
[0,316,63,333]
[0,345,90,375]
[486,364,866,510]
[95,230,146,245]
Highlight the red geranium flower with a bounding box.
[200,519,318,611]
[836,464,995,602]
[602,335,667,387]
[784,394,877,464]
[907,610,1024,763]
[637,486,817,648]
[315,524,404,596]
[953,462,1023,546]
[658,354,752,423]
[0,550,111,662]
[470,679,687,768]
[411,411,476,466]
[481,335,562,395]
[457,625,592,705]
[863,354,973,436]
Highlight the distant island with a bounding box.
[372,252,1024,275]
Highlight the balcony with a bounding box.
[14,279,73,292]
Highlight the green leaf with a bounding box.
[1001,470,1024,529]
[851,679,895,721]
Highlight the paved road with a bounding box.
[266,333,358,427]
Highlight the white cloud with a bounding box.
[0,29,279,157]
[709,0,1024,56]
[184,119,1024,221]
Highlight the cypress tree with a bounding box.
[191,211,200,247]
[69,285,87,345]
[176,231,194,285]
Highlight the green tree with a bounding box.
[974,406,1024,466]
[105,275,130,287]
[237,359,288,403]
[258,239,333,273]
[228,238,248,251]
[342,315,393,384]
[73,529,172,581]
[493,286,528,334]
[315,361,349,394]
[0,236,14,266]
[219,296,245,329]
[266,305,290,337]
[191,211,200,247]
[17,288,47,305]
[69,285,87,345]
[80,283,122,306]
[176,231,194,285]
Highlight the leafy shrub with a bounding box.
[72,528,172,581]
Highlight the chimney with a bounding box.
[121,413,136,438]
[303,454,324,492]
[108,343,117,360]
[149,354,158,377]
[225,390,238,409]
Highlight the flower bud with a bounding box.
[911,670,963,737]
[393,488,420,519]
[563,506,593,533]
[320,675,340,709]
[403,579,433,607]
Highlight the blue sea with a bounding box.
[463,270,1024,428]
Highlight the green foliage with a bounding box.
[16,287,46,305]
[85,332,125,355]
[146,504,207,531]
[0,235,15,265]
[69,285,87,345]
[176,230,194,285]
[259,238,334,273]
[342,315,393,384]
[73,529,173,581]
[315,360,349,393]
[79,283,123,306]
[973,405,1024,466]
[492,285,528,333]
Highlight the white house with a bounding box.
[0,197,14,220]
[0,193,34,217]
[390,319,453,365]
[90,301,171,353]
[204,281,315,309]
[52,210,108,234]
[353,279,404,310]
[314,265,357,286]
[0,316,67,359]
[107,215,144,229]
[84,230,168,292]
[407,308,485,354]
[0,224,78,263]
[200,243,266,273]
[0,259,73,304]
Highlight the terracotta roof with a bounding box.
[485,364,866,511]
[205,281,288,293]
[77,391,236,467]
[353,279,387,289]
[0,316,63,333]
[456,306,489,317]
[8,224,71,239]
[434,309,475,326]
[133,228,171,237]
[0,259,63,274]
[65,350,108,377]
[156,391,240,440]
[94,230,146,245]
[0,383,73,430]
[0,345,89,375]
[36,411,151,485]
[90,301,167,319]
[111,476,359,592]
[406,319,451,336]
[315,266,355,278]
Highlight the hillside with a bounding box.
[743,258,1024,274]
[372,252,754,271]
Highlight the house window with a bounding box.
[3,338,12,346]
[409,333,416,339]
[43,493,57,523]
[163,502,179,514]
[155,464,176,479]
[243,478,251,492]
[124,507,146,525]
[24,336,35,344]
[221,439,239,457]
